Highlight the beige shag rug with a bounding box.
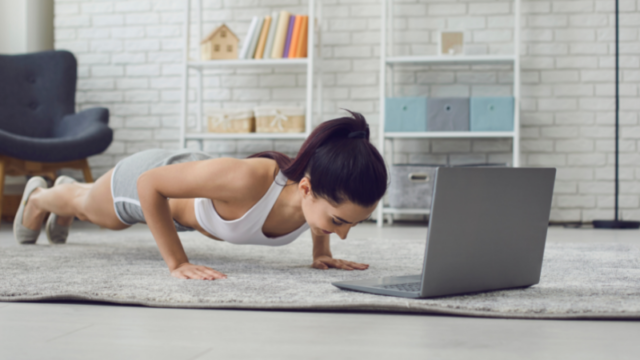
[1,229,639,320]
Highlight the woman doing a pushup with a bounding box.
[14,110,388,280]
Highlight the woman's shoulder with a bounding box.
[239,157,279,182]
[211,157,279,200]
[204,156,277,175]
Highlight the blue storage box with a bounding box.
[385,97,427,132]
[470,97,514,132]
[426,97,470,132]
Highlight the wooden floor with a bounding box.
[0,220,638,360]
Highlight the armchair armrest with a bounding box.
[53,107,110,138]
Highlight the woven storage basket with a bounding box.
[254,106,305,133]
[207,108,255,133]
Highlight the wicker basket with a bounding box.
[254,106,305,133]
[207,108,255,133]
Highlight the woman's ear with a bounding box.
[298,176,312,199]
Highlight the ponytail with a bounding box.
[249,110,387,207]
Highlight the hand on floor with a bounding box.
[171,262,227,280]
[312,255,369,271]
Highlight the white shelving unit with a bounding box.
[377,0,521,227]
[179,0,322,148]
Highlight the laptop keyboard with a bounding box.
[381,282,421,292]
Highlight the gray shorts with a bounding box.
[110,148,213,232]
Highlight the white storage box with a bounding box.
[207,108,255,133]
[254,106,305,133]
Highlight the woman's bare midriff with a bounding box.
[167,159,306,241]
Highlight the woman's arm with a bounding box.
[312,233,332,260]
[311,232,369,271]
[136,182,188,271]
[137,180,224,280]
[137,157,257,280]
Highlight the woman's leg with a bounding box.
[23,168,131,231]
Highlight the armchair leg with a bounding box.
[0,155,96,226]
[81,159,94,183]
[46,172,57,182]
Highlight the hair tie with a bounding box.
[348,130,367,139]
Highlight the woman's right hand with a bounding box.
[171,262,227,280]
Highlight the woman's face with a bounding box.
[298,177,378,239]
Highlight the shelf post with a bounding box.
[306,0,315,134]
[196,0,203,135]
[316,0,323,126]
[377,0,387,227]
[180,0,191,149]
[388,0,394,97]
[513,0,521,167]
[389,0,394,57]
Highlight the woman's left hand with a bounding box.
[312,255,369,271]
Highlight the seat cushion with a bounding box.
[0,108,113,163]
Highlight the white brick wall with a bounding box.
[54,0,640,222]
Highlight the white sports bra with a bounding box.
[193,170,309,246]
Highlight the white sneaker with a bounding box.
[13,176,48,245]
[44,175,77,244]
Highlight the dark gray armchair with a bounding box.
[0,50,113,223]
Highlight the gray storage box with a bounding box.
[388,163,508,210]
[427,97,470,131]
[388,164,439,209]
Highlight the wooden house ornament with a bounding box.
[201,24,239,60]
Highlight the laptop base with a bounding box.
[332,275,422,299]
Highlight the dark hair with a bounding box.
[248,110,388,208]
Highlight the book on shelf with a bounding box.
[282,15,295,58]
[246,16,264,58]
[263,11,279,59]
[294,15,308,58]
[288,15,302,58]
[254,15,271,59]
[271,11,290,59]
[239,16,259,59]
[235,11,309,61]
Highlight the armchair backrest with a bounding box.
[0,50,77,138]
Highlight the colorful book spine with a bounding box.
[246,16,264,59]
[239,16,259,59]
[288,15,302,58]
[271,11,290,59]
[303,16,312,58]
[295,16,308,58]
[263,11,279,59]
[282,15,295,58]
[254,15,271,59]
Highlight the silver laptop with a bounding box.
[332,167,556,299]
